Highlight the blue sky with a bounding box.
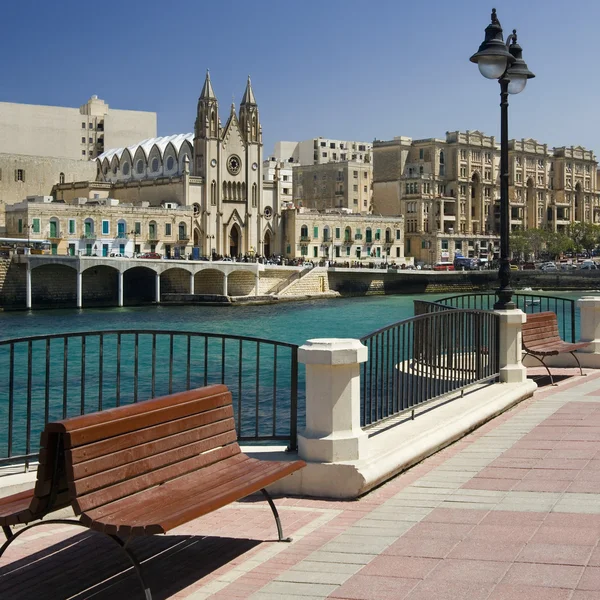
[1,0,598,157]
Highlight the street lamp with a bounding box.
[470,8,535,309]
[129,230,138,257]
[207,234,215,260]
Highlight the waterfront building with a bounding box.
[50,73,278,259]
[281,207,406,263]
[275,138,373,166]
[373,131,599,264]
[262,158,294,209]
[0,96,157,228]
[5,195,194,258]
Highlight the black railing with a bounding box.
[437,292,576,342]
[0,330,300,466]
[360,304,500,428]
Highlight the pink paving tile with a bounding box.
[462,478,519,491]
[530,526,600,546]
[329,574,420,599]
[515,542,593,566]
[466,524,540,544]
[359,556,440,579]
[479,511,546,525]
[566,480,600,493]
[383,537,460,559]
[489,458,542,469]
[576,469,600,481]
[476,467,529,480]
[587,546,600,567]
[500,449,549,459]
[401,522,474,540]
[543,513,600,529]
[578,567,600,590]
[501,562,584,588]
[487,584,572,600]
[422,508,489,525]
[448,538,525,562]
[403,579,495,600]
[512,479,572,493]
[426,558,510,583]
[523,468,579,481]
[571,592,600,600]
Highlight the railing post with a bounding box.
[298,338,368,462]
[577,296,600,353]
[495,309,527,383]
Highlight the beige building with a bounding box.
[5,195,194,258]
[273,138,372,166]
[262,158,294,209]
[293,161,373,214]
[0,95,156,161]
[281,208,405,263]
[373,131,599,264]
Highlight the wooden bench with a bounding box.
[0,384,306,599]
[522,311,590,385]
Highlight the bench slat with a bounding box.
[67,405,234,465]
[69,417,236,480]
[72,443,240,514]
[70,429,239,496]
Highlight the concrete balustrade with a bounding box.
[496,309,528,383]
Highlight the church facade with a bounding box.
[54,73,281,259]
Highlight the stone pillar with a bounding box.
[77,271,83,309]
[190,272,195,295]
[496,309,527,383]
[255,272,260,297]
[223,273,228,296]
[118,271,124,307]
[25,264,32,309]
[155,272,161,303]
[298,338,368,463]
[577,296,600,352]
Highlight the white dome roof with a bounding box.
[98,133,194,163]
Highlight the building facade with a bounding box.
[281,208,406,263]
[373,131,599,265]
[5,195,194,258]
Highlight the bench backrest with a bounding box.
[44,384,239,515]
[522,311,561,348]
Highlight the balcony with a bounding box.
[116,232,128,239]
[343,237,353,245]
[48,231,63,240]
[299,236,311,243]
[178,234,190,242]
[82,232,96,240]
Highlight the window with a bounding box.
[441,240,449,250]
[396,229,401,240]
[320,141,326,147]
[313,246,318,258]
[460,149,467,160]
[322,152,327,158]
[419,149,424,160]
[81,122,86,128]
[15,169,25,182]
[353,185,358,192]
[32,218,40,233]
[353,171,358,178]
[152,158,159,172]
[18,219,23,233]
[134,221,141,235]
[485,152,492,163]
[166,156,175,170]
[69,219,75,234]
[59,172,65,184]
[313,226,319,238]
[89,123,93,129]
[419,166,424,175]
[136,160,144,174]
[353,198,358,205]
[122,163,130,175]
[375,229,381,241]
[102,220,109,235]
[460,167,467,177]
[82,150,86,156]
[89,151,93,156]
[82,137,86,143]
[330,143,335,149]
[283,175,288,182]
[335,227,340,239]
[364,186,367,192]
[89,137,93,144]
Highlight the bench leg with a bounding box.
[0,519,152,600]
[524,352,556,386]
[570,351,586,377]
[2,525,12,541]
[260,488,292,543]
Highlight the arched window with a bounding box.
[366,228,372,243]
[59,172,65,184]
[385,228,392,243]
[222,181,227,199]
[112,163,118,175]
[323,226,330,242]
[210,111,216,136]
[166,156,174,171]
[193,203,200,216]
[178,222,187,240]
[439,151,445,176]
[344,227,352,242]
[252,183,257,207]
[151,157,159,172]
[148,221,157,239]
[211,180,216,205]
[136,160,144,174]
[122,162,130,176]
[300,225,308,239]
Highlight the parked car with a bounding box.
[139,252,162,259]
[109,252,124,258]
[521,262,536,270]
[433,262,455,271]
[580,260,597,270]
[540,262,558,272]
[509,264,519,271]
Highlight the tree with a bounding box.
[567,222,600,253]
[545,231,574,259]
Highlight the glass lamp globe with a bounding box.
[477,56,508,79]
[507,75,527,94]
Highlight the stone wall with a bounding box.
[280,268,331,296]
[0,259,26,307]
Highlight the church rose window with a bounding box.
[167,156,175,170]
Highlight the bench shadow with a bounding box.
[528,373,573,388]
[0,530,261,599]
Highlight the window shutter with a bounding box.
[14,169,17,182]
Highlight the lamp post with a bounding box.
[470,8,534,310]
[129,230,138,257]
[207,234,215,260]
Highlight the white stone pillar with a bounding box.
[118,271,124,307]
[496,309,527,383]
[190,272,195,295]
[155,272,161,303]
[223,273,228,296]
[26,264,32,309]
[255,273,260,297]
[577,296,600,352]
[298,338,368,463]
[77,271,83,308]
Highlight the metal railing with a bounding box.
[360,303,500,429]
[436,292,576,342]
[0,330,300,466]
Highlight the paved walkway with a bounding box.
[3,370,600,599]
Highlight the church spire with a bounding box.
[240,76,257,106]
[200,69,216,100]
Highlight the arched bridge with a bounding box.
[20,256,264,308]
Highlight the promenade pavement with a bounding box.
[3,368,600,599]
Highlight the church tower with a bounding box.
[239,76,260,145]
[194,70,219,177]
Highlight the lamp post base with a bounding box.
[494,259,515,310]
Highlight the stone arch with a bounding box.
[263,230,272,257]
[228,270,256,296]
[161,267,193,294]
[30,264,77,307]
[229,224,242,257]
[195,268,225,295]
[178,140,193,172]
[123,266,156,304]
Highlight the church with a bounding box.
[55,72,281,259]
